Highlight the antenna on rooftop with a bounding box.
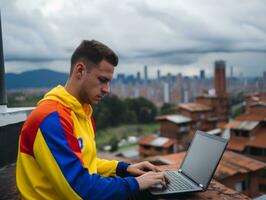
[0,11,7,106]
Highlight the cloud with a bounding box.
[0,0,266,76]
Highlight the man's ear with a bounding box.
[74,63,86,80]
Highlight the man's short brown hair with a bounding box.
[70,40,118,74]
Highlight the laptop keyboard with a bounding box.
[165,171,196,191]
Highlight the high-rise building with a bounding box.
[214,60,226,97]
[144,65,148,82]
[136,71,141,82]
[117,73,125,83]
[157,69,161,81]
[163,82,170,103]
[230,66,233,79]
[200,70,205,80]
[167,73,172,83]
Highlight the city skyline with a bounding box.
[0,0,266,77]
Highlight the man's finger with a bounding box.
[154,166,162,172]
[162,172,170,183]
[142,162,160,172]
[135,169,146,176]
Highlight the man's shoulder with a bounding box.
[24,100,72,129]
[19,100,73,156]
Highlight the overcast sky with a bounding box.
[1,0,266,78]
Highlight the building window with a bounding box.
[241,131,250,137]
[143,145,150,150]
[234,130,250,137]
[235,181,247,192]
[168,146,174,153]
[261,169,266,178]
[155,147,162,151]
[249,147,264,156]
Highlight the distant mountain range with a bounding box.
[6,69,68,89]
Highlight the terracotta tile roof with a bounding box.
[235,113,266,121]
[155,115,168,120]
[245,92,260,98]
[197,94,218,99]
[215,151,266,180]
[251,96,260,101]
[156,114,192,124]
[227,136,248,152]
[217,121,227,129]
[225,120,241,129]
[138,134,175,148]
[246,127,266,149]
[250,102,266,107]
[159,151,186,166]
[225,120,259,131]
[166,141,177,148]
[138,134,155,145]
[227,127,266,151]
[245,92,266,99]
[145,151,265,181]
[179,103,212,112]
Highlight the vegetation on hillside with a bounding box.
[92,95,158,130]
[95,123,159,151]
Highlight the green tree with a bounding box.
[93,95,157,130]
[101,95,128,126]
[110,136,118,152]
[160,103,175,115]
[125,97,157,123]
[93,103,111,129]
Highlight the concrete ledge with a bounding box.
[0,106,34,127]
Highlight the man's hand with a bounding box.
[136,171,168,190]
[127,161,161,176]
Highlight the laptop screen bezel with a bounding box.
[179,130,228,190]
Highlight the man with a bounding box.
[16,40,167,200]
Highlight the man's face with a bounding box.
[79,59,114,105]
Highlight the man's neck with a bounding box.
[65,80,83,105]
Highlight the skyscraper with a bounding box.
[163,82,170,103]
[200,70,205,80]
[144,65,148,82]
[157,69,161,81]
[136,71,141,82]
[230,66,233,79]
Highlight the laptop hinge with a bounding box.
[179,169,202,188]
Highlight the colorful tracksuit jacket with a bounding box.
[16,85,139,200]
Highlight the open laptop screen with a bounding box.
[180,131,228,188]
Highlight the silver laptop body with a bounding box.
[150,130,228,196]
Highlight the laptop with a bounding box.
[150,130,228,196]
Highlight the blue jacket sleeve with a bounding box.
[117,162,131,177]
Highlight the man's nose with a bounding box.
[102,83,110,94]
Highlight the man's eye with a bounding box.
[99,78,108,83]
